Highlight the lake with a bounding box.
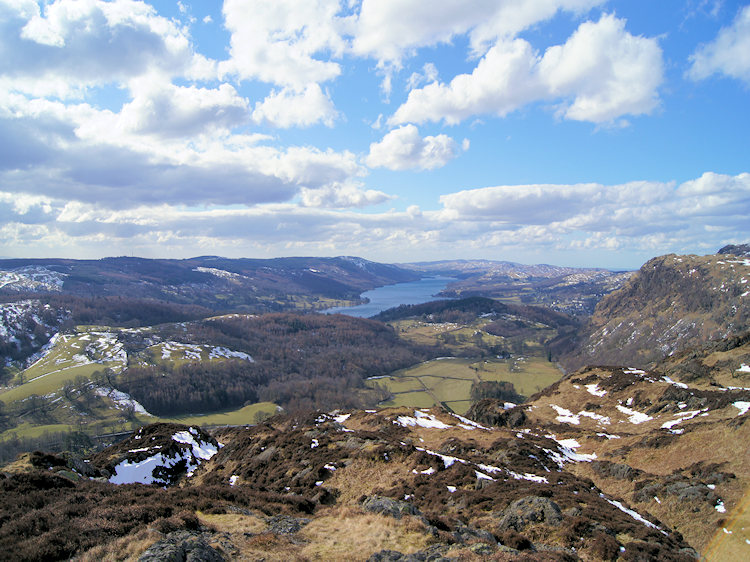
[323,276,456,318]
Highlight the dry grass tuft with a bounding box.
[299,505,430,560]
[324,458,415,504]
[197,511,267,535]
[76,527,161,562]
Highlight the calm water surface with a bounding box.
[323,276,455,318]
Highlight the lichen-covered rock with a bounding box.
[497,496,563,531]
[265,514,310,535]
[362,495,421,520]
[137,531,224,562]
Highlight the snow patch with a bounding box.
[451,413,489,430]
[661,376,688,389]
[173,429,220,462]
[733,402,750,416]
[395,410,452,429]
[109,453,183,485]
[585,383,607,397]
[550,404,580,425]
[96,388,153,416]
[616,404,653,424]
[545,435,597,466]
[604,496,663,532]
[579,411,611,425]
[660,409,706,433]
[596,433,621,440]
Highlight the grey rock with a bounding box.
[265,514,310,535]
[362,495,421,520]
[65,454,101,478]
[367,545,457,561]
[452,523,496,545]
[253,446,277,463]
[498,496,563,531]
[592,460,640,480]
[137,531,224,562]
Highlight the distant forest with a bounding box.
[372,296,575,329]
[117,313,440,415]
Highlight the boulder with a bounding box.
[497,496,563,531]
[137,531,224,562]
[362,495,421,520]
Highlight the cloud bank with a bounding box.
[0,1,747,268]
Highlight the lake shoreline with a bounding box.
[322,276,456,318]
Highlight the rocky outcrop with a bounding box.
[464,399,527,428]
[362,495,422,520]
[137,531,224,562]
[563,253,750,371]
[497,496,563,531]
[718,243,750,257]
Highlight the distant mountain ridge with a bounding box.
[0,256,421,311]
[404,259,633,315]
[403,259,612,279]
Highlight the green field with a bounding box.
[367,356,563,415]
[158,402,279,426]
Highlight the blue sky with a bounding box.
[1,0,749,269]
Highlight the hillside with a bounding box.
[403,260,633,315]
[1,409,699,561]
[0,255,421,374]
[0,312,440,462]
[562,252,750,372]
[3,249,750,559]
[366,297,572,414]
[517,344,750,556]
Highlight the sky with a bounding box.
[1,0,749,270]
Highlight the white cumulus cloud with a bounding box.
[299,183,392,208]
[366,124,461,171]
[352,0,604,64]
[391,14,663,126]
[252,84,338,128]
[688,5,750,84]
[117,79,250,138]
[219,0,350,89]
[1,0,213,98]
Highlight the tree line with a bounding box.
[118,313,439,415]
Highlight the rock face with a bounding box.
[563,253,750,371]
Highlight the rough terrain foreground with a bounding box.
[2,407,701,561]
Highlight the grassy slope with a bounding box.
[158,402,278,426]
[370,314,563,414]
[0,330,125,402]
[0,326,279,443]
